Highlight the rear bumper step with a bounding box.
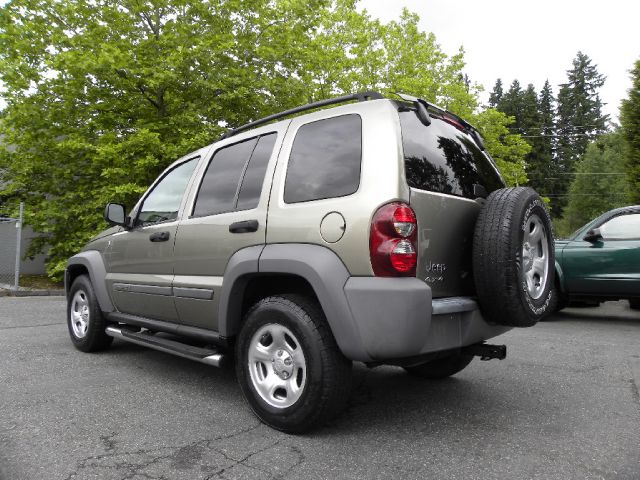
[105,326,226,367]
[461,342,507,361]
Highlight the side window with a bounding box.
[236,134,277,211]
[599,214,640,240]
[284,115,362,204]
[193,133,276,217]
[137,158,198,226]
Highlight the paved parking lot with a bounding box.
[1,297,639,480]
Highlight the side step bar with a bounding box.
[461,343,507,361]
[105,326,226,367]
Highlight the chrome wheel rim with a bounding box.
[70,290,90,339]
[247,323,307,409]
[522,214,549,300]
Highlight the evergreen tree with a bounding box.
[527,80,557,201]
[520,84,541,134]
[554,51,609,214]
[620,59,640,203]
[498,80,524,132]
[560,132,630,234]
[489,79,503,108]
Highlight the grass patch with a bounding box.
[19,275,63,290]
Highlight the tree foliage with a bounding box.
[488,78,503,108]
[526,80,556,201]
[555,51,609,213]
[620,58,640,204]
[0,0,530,278]
[489,53,610,217]
[558,132,630,236]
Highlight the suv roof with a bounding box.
[220,91,487,153]
[220,91,384,140]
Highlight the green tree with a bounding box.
[488,78,503,108]
[474,108,531,186]
[559,132,630,235]
[0,0,531,278]
[497,80,524,132]
[526,80,556,201]
[520,84,541,134]
[555,51,609,214]
[620,59,640,203]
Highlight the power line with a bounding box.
[540,193,629,197]
[507,125,602,131]
[553,172,626,175]
[521,134,591,138]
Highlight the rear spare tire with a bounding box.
[473,187,554,327]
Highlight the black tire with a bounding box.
[473,187,555,327]
[235,295,352,433]
[404,353,473,379]
[629,299,640,310]
[67,275,113,352]
[540,279,566,321]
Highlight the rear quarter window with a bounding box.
[284,114,362,203]
[193,133,276,217]
[399,109,503,198]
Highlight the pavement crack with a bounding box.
[629,377,640,411]
[64,422,266,480]
[0,322,64,330]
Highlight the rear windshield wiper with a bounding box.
[395,92,486,151]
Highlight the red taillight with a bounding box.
[370,202,418,277]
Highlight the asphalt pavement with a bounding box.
[1,297,639,480]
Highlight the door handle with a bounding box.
[149,231,170,242]
[229,220,259,233]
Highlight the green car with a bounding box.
[554,206,640,310]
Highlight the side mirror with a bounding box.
[583,227,603,243]
[104,203,127,227]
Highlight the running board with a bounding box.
[105,326,226,367]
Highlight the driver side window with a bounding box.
[599,213,640,240]
[136,158,198,227]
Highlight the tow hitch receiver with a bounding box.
[462,343,507,361]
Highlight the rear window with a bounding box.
[284,114,362,203]
[399,109,503,198]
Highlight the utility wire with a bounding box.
[520,134,592,138]
[551,172,626,175]
[507,125,602,131]
[540,193,629,197]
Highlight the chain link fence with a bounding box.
[0,203,23,290]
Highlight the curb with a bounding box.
[0,289,65,297]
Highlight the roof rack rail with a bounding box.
[220,91,385,140]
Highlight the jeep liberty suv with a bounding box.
[66,92,555,432]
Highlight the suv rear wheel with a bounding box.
[67,275,113,352]
[235,295,352,433]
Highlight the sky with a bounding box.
[359,0,639,123]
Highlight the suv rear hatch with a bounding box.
[397,103,505,297]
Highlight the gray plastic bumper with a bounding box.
[343,277,510,361]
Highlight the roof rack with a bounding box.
[220,91,385,140]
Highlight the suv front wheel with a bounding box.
[67,275,113,352]
[235,295,352,433]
